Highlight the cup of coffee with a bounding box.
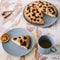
[38,35,57,54]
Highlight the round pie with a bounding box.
[24,1,57,25]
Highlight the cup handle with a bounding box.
[50,46,57,52]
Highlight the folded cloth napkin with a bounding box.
[0,0,22,36]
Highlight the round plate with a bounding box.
[2,28,34,56]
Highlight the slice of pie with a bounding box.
[11,35,31,49]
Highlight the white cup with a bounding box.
[38,35,57,54]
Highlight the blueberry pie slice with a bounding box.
[11,35,31,49]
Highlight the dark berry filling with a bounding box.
[43,9,46,12]
[46,4,48,6]
[24,36,27,39]
[27,7,30,10]
[28,15,30,17]
[31,18,33,20]
[37,10,39,13]
[41,17,43,19]
[39,13,41,15]
[23,41,26,46]
[39,5,42,8]
[34,19,36,21]
[35,16,39,18]
[13,38,17,40]
[37,20,39,21]
[32,9,36,12]
[32,13,35,16]
[19,37,21,38]
[20,39,22,43]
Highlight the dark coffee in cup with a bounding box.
[39,39,52,48]
[38,35,57,54]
